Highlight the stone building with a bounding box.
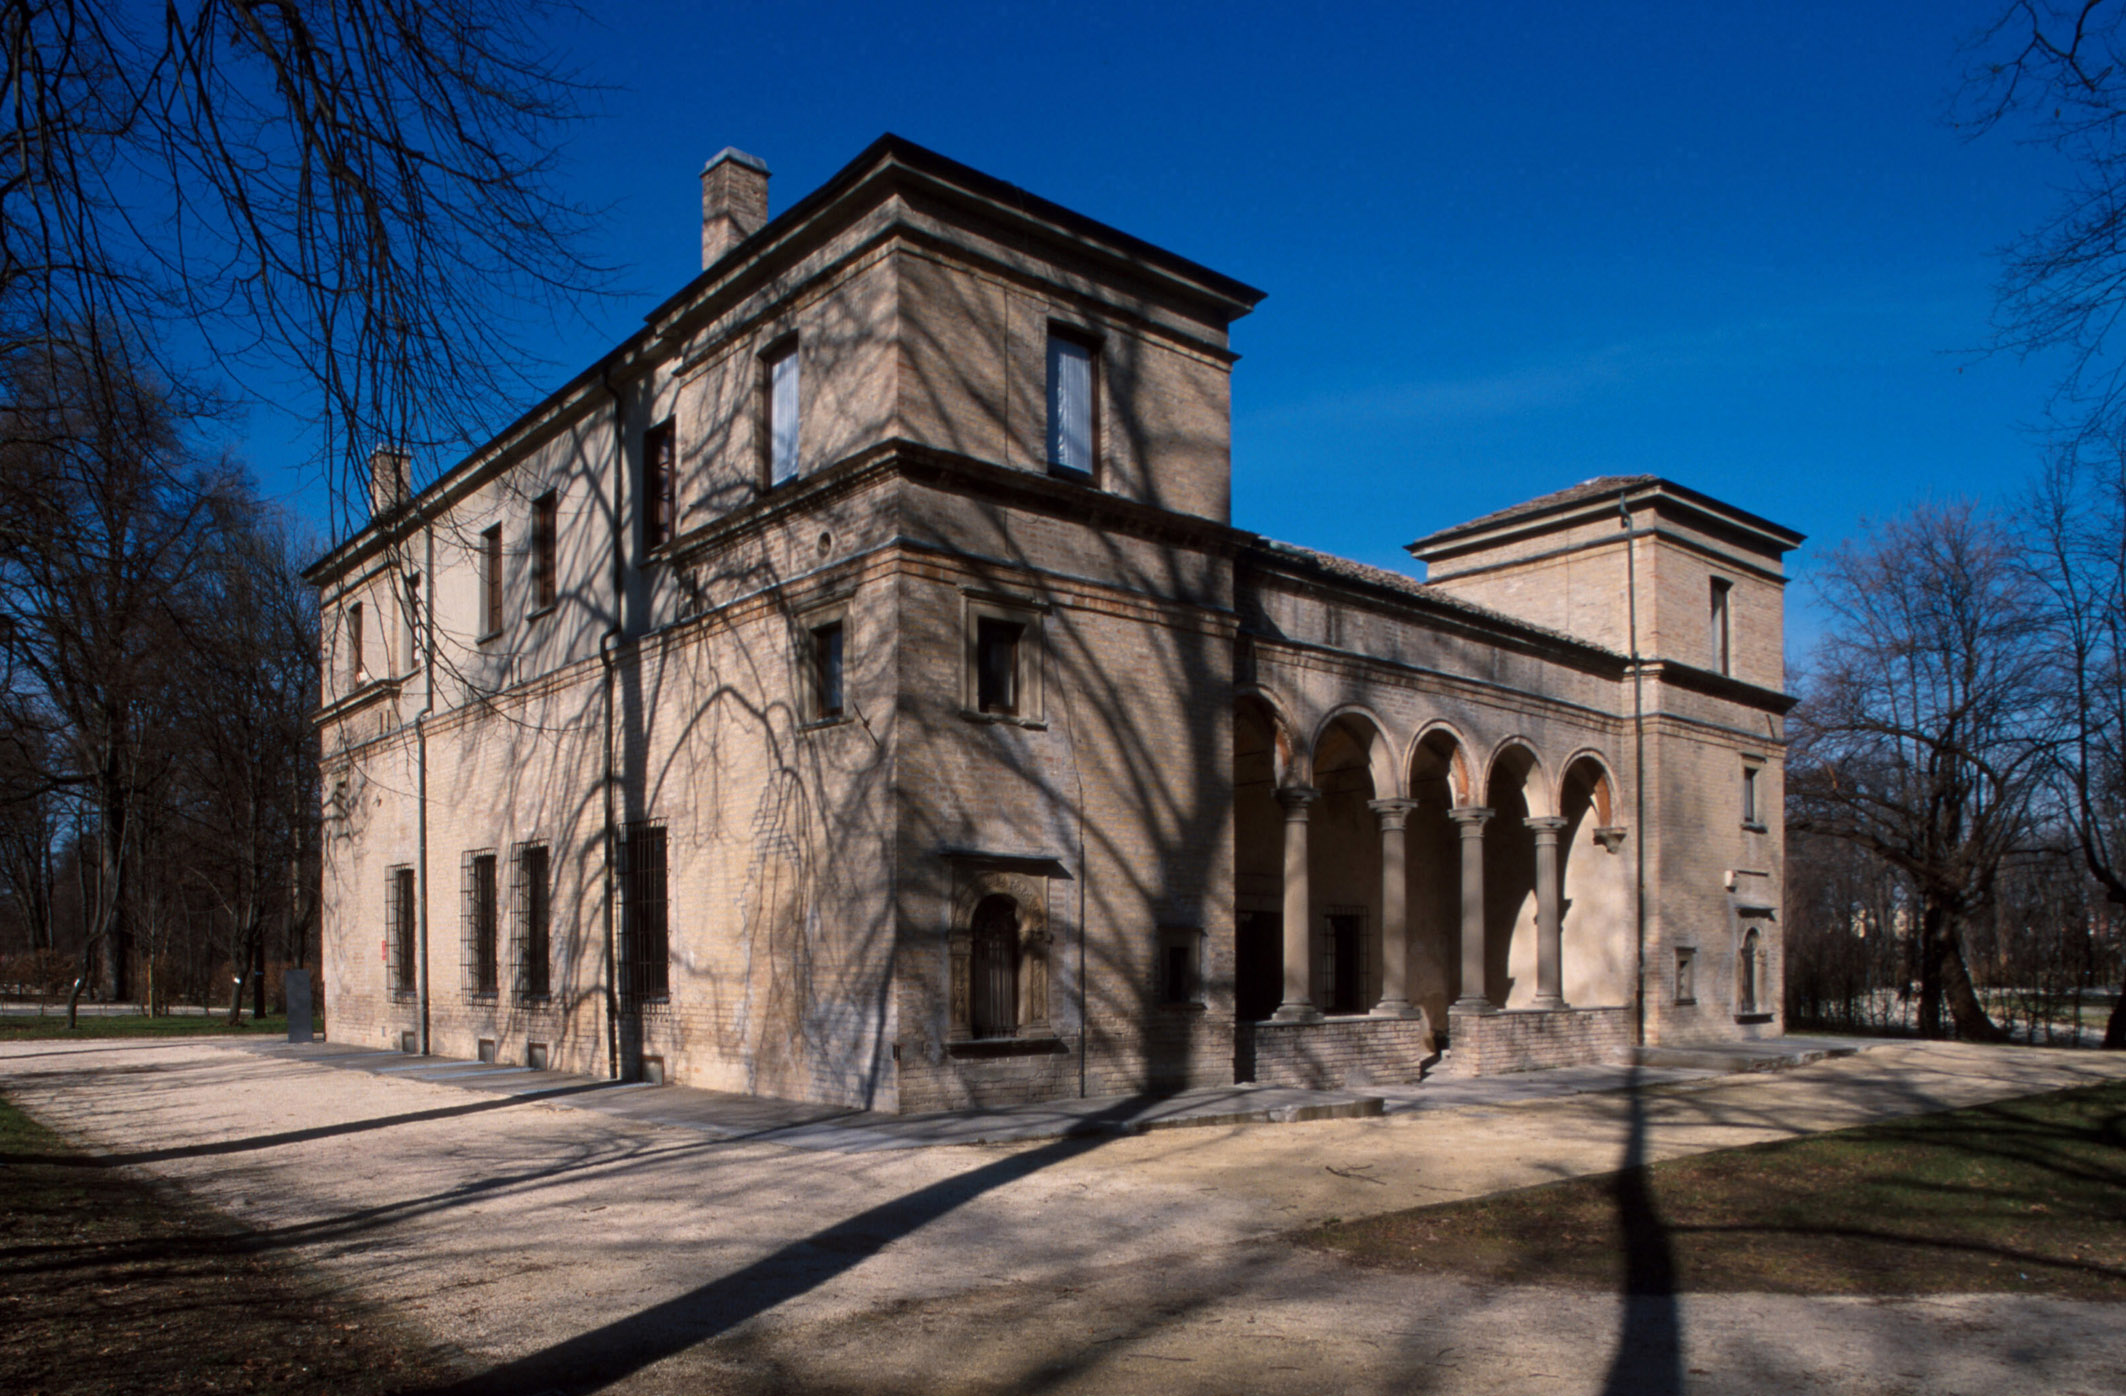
[308,135,1801,1110]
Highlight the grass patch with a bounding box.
[0,1013,314,1042]
[0,1093,458,1394]
[1305,1079,2126,1298]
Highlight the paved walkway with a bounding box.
[242,1033,1872,1153]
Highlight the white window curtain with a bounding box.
[1046,335,1092,473]
[770,349,801,485]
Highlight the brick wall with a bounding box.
[1237,1016,1436,1090]
[1446,1006,1631,1075]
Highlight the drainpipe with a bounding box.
[600,371,628,1079]
[415,517,437,1055]
[1621,494,1648,1048]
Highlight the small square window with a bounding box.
[531,491,558,611]
[1674,947,1697,1005]
[479,524,503,637]
[962,595,1044,724]
[643,421,677,551]
[765,343,801,486]
[1160,927,1204,1006]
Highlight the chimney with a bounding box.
[700,148,770,269]
[368,447,410,520]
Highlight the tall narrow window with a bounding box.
[346,602,364,687]
[480,524,503,636]
[969,895,1020,1038]
[811,620,845,720]
[976,617,1022,715]
[1742,764,1760,827]
[766,344,801,486]
[1739,927,1763,1013]
[1709,578,1732,676]
[642,421,676,550]
[1046,331,1095,477]
[464,851,498,996]
[621,821,669,1002]
[531,492,558,610]
[515,843,551,1000]
[387,866,417,995]
[402,574,420,673]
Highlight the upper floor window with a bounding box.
[479,524,503,638]
[1742,762,1762,828]
[346,602,364,688]
[1709,578,1732,676]
[765,343,801,486]
[811,619,845,721]
[1045,330,1095,478]
[975,617,1023,716]
[402,573,421,673]
[643,420,676,551]
[531,491,558,611]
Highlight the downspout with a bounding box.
[600,371,627,1079]
[1621,495,1648,1048]
[416,518,437,1055]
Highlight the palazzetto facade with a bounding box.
[309,136,1801,1110]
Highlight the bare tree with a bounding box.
[2026,446,2126,1044]
[1961,2,2126,448]
[0,332,224,1022]
[1789,502,2051,1041]
[0,1,602,529]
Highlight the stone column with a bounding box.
[1368,798,1417,1017]
[1528,815,1570,1009]
[1274,786,1323,1023]
[1449,807,1494,1011]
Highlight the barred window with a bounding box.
[621,821,669,1002]
[969,894,1019,1039]
[462,851,499,997]
[514,843,551,1000]
[386,866,416,995]
[643,420,676,550]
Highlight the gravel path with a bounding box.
[4,1037,2123,1395]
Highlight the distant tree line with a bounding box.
[0,332,319,1025]
[1785,472,2126,1048]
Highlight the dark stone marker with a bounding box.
[285,969,314,1044]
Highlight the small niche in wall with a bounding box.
[1674,947,1697,1006]
[639,1055,666,1086]
[526,1042,549,1071]
[477,1038,497,1064]
[399,1030,418,1054]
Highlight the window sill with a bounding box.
[389,989,417,1003]
[1045,463,1094,485]
[465,991,499,1005]
[1674,997,1697,1008]
[515,992,553,1007]
[801,714,853,732]
[527,603,556,623]
[477,630,504,646]
[1734,1011,1774,1024]
[961,709,1046,731]
[948,1035,1066,1059]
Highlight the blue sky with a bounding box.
[236,2,2076,648]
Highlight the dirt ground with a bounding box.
[4,1038,2124,1395]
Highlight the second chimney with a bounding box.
[700,148,770,269]
[368,447,410,520]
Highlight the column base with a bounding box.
[1532,995,1569,1011]
[1450,995,1496,1015]
[1370,999,1419,1019]
[1271,1001,1324,1024]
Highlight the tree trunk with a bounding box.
[2105,970,2126,1050]
[1933,903,2010,1043]
[1917,901,1947,1038]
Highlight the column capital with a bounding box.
[1275,785,1321,815]
[1593,825,1628,854]
[1448,805,1493,831]
[1367,797,1416,830]
[1525,815,1570,840]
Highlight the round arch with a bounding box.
[1553,748,1619,827]
[1483,739,1552,818]
[1406,720,1476,807]
[1236,684,1308,789]
[1313,704,1401,800]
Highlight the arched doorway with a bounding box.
[1558,756,1632,1005]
